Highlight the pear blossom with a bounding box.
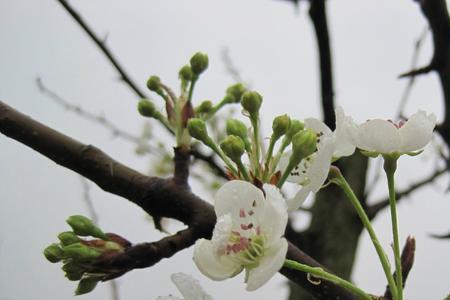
[193,180,288,291]
[352,110,436,155]
[156,273,212,300]
[280,106,356,211]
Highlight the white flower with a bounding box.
[280,107,356,211]
[193,180,288,291]
[352,110,436,155]
[156,273,212,300]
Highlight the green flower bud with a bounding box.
[241,91,262,115]
[62,243,102,262]
[62,262,85,281]
[58,231,81,246]
[190,52,209,75]
[196,100,213,114]
[137,99,157,118]
[226,119,248,139]
[179,65,193,82]
[187,118,209,142]
[226,83,247,103]
[66,215,108,240]
[285,119,304,141]
[43,243,64,263]
[292,129,317,159]
[146,75,161,92]
[75,276,100,296]
[272,114,291,140]
[220,135,245,162]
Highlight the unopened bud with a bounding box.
[62,262,85,281]
[63,243,102,262]
[292,129,317,159]
[226,83,247,103]
[43,243,64,263]
[220,135,245,162]
[196,100,213,114]
[285,119,304,141]
[66,215,108,240]
[75,276,100,296]
[58,231,80,246]
[190,52,209,75]
[179,65,193,82]
[226,119,248,139]
[272,114,291,140]
[138,99,157,118]
[146,75,161,92]
[187,118,209,142]
[241,91,262,115]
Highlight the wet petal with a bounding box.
[214,181,265,220]
[245,238,288,291]
[334,106,357,157]
[399,110,436,152]
[355,119,400,153]
[304,118,332,137]
[259,184,288,244]
[193,239,242,281]
[278,152,308,184]
[171,273,213,300]
[306,136,334,192]
[287,187,310,212]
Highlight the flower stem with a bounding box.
[263,137,277,180]
[250,115,261,178]
[330,166,398,300]
[384,157,403,300]
[283,259,373,300]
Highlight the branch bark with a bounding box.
[0,100,359,300]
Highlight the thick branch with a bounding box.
[0,100,358,300]
[309,0,335,129]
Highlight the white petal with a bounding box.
[355,119,400,153]
[260,184,288,244]
[334,106,357,157]
[287,187,311,212]
[214,180,265,220]
[304,118,332,137]
[210,214,233,255]
[278,152,308,184]
[156,296,183,300]
[171,273,213,300]
[193,239,242,281]
[399,111,436,152]
[245,238,288,291]
[306,136,334,192]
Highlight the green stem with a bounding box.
[250,115,261,178]
[283,259,373,300]
[187,76,198,104]
[263,137,277,180]
[235,159,251,182]
[331,167,398,300]
[205,140,238,176]
[384,157,403,300]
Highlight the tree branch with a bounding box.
[0,100,360,300]
[56,0,147,99]
[367,167,447,219]
[309,0,335,129]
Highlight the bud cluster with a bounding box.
[43,215,131,295]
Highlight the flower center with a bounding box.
[223,207,266,269]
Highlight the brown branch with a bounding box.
[173,147,191,187]
[309,0,335,129]
[409,0,450,147]
[383,236,416,300]
[0,100,360,300]
[56,0,147,99]
[367,167,447,219]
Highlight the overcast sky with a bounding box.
[1,0,450,299]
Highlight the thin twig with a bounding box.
[56,0,147,99]
[368,167,447,219]
[396,27,429,118]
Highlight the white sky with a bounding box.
[1,0,450,299]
